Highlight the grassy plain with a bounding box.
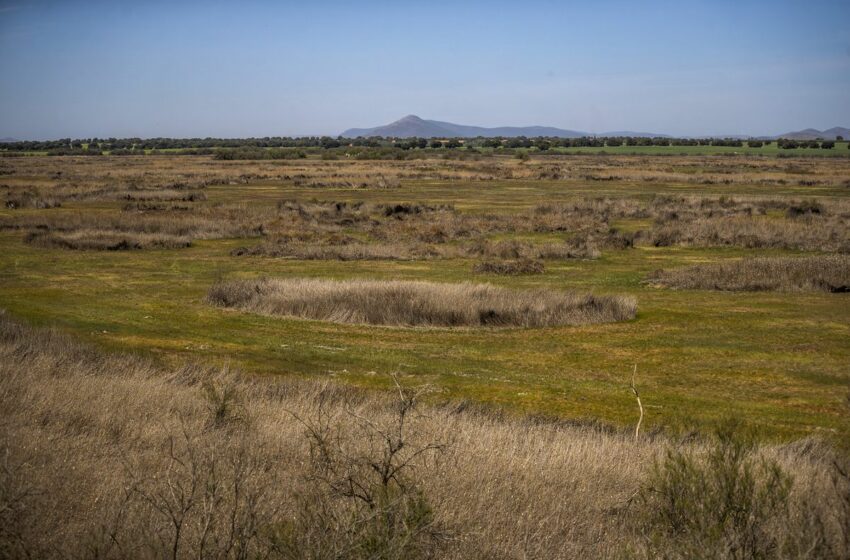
[0,154,848,441]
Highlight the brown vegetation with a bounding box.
[206,277,637,327]
[472,259,545,275]
[25,229,193,250]
[3,156,850,258]
[1,312,848,558]
[643,215,850,252]
[647,255,850,292]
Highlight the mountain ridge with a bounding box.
[777,127,849,140]
[340,115,666,139]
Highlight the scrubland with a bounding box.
[1,152,849,557]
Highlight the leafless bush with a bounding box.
[206,277,637,327]
[647,255,850,292]
[274,379,447,558]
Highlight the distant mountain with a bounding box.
[599,131,671,138]
[340,115,668,139]
[0,137,17,143]
[342,115,455,138]
[776,127,849,140]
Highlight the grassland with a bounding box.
[0,153,848,443]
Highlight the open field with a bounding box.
[1,154,849,444]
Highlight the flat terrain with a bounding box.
[1,153,848,440]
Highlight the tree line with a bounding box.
[0,135,844,155]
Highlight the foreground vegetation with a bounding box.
[1,311,848,558]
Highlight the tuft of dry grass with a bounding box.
[25,229,193,250]
[472,259,545,275]
[643,215,850,252]
[206,277,637,327]
[647,255,850,292]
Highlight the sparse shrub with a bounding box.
[201,377,246,428]
[786,200,823,218]
[274,379,447,559]
[639,419,793,559]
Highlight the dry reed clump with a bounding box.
[4,189,62,209]
[231,236,601,262]
[647,255,850,292]
[231,240,443,261]
[643,215,850,252]
[1,311,849,559]
[206,277,637,327]
[113,189,207,202]
[7,205,267,250]
[472,259,545,275]
[24,229,193,250]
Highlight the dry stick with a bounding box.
[630,364,644,440]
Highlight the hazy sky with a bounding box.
[1,0,849,139]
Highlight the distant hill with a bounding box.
[0,137,17,143]
[776,127,849,140]
[340,115,666,139]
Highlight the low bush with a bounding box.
[638,419,794,558]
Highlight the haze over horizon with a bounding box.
[1,0,849,140]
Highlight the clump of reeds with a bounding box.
[647,255,850,292]
[25,230,192,250]
[472,259,545,275]
[206,277,637,327]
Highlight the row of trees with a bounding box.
[2,136,846,154]
[777,139,836,149]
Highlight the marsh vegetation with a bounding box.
[1,151,849,557]
[206,277,637,327]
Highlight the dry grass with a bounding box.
[1,311,848,558]
[647,255,850,292]
[206,277,637,327]
[644,215,850,252]
[5,205,267,250]
[5,155,849,259]
[25,229,193,250]
[472,259,545,275]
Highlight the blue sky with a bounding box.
[1,0,848,139]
